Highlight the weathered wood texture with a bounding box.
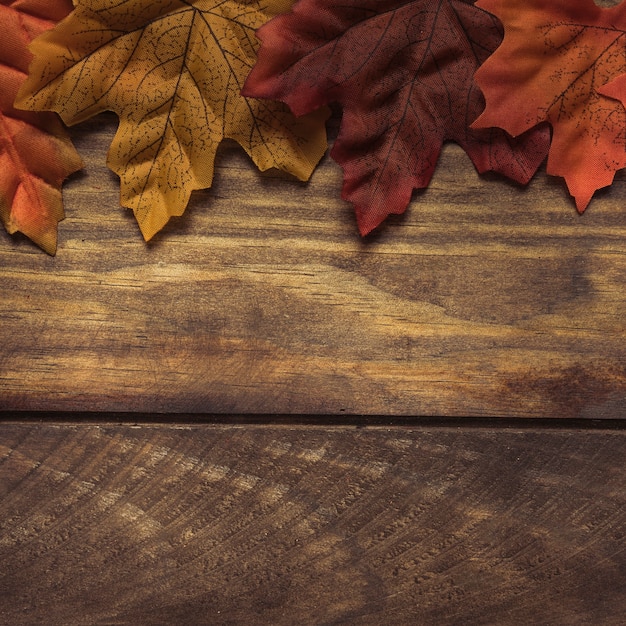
[0,422,624,625]
[1,114,626,416]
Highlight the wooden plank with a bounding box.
[1,422,624,624]
[1,113,626,416]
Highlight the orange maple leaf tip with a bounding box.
[1,0,81,254]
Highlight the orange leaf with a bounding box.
[16,0,329,241]
[472,0,626,212]
[1,0,82,254]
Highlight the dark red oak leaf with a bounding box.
[243,0,550,234]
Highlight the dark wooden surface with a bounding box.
[1,421,625,625]
[0,113,625,417]
[1,102,625,623]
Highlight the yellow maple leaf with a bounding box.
[16,0,329,241]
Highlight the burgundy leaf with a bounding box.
[243,0,550,234]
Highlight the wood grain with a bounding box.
[1,422,624,625]
[1,113,626,416]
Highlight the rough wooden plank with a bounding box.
[1,113,626,416]
[0,423,624,624]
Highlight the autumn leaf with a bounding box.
[16,0,329,241]
[1,0,82,254]
[473,0,626,212]
[242,0,550,235]
[597,73,626,120]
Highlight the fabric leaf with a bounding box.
[1,0,82,254]
[16,0,329,241]
[473,0,626,212]
[243,0,550,235]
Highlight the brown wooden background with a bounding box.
[2,114,626,418]
[1,112,625,623]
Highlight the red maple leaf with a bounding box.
[473,0,626,212]
[243,0,550,235]
[1,0,82,253]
